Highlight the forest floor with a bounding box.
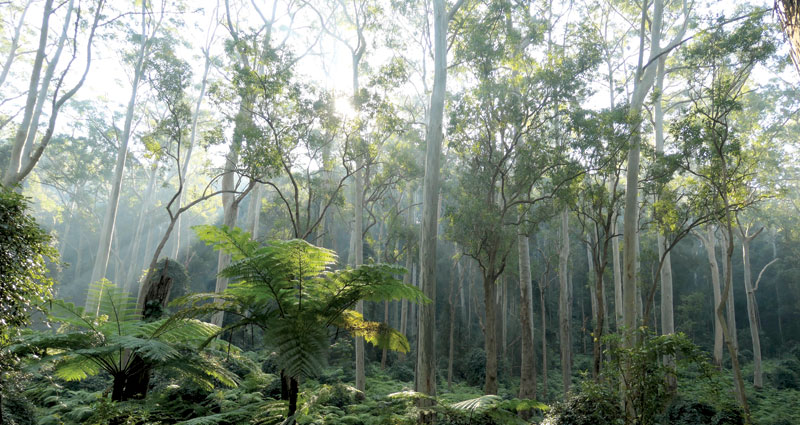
[7,352,800,424]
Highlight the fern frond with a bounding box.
[48,299,101,331]
[160,349,240,389]
[193,225,260,260]
[112,335,179,362]
[53,355,102,381]
[269,320,327,379]
[334,310,410,353]
[10,331,98,355]
[450,395,502,412]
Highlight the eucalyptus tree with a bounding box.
[0,0,32,92]
[211,0,271,327]
[621,0,690,338]
[446,3,597,393]
[245,71,366,242]
[670,12,777,419]
[132,38,239,318]
[211,0,317,326]
[570,107,628,380]
[88,0,168,309]
[414,0,468,404]
[2,0,105,187]
[170,6,221,259]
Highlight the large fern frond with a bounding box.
[334,309,410,353]
[269,320,327,379]
[450,395,502,412]
[53,354,103,381]
[193,225,260,260]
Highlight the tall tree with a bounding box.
[88,0,163,312]
[671,13,777,418]
[415,0,465,403]
[2,0,105,186]
[621,0,689,338]
[518,231,536,400]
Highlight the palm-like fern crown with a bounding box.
[186,225,427,379]
[11,279,236,389]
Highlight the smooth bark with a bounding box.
[697,226,724,366]
[738,225,764,388]
[416,0,460,402]
[558,208,572,394]
[89,0,154,313]
[518,233,537,399]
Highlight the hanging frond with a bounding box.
[193,224,260,260]
[334,310,411,353]
[450,395,503,412]
[53,355,102,381]
[269,320,327,379]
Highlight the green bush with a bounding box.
[1,390,36,425]
[543,381,623,425]
[768,359,800,390]
[388,362,414,382]
[459,348,486,387]
[662,397,744,425]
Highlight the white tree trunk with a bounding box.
[88,2,150,313]
[612,215,623,330]
[654,57,675,384]
[518,233,536,399]
[622,0,688,338]
[698,226,724,366]
[739,227,763,388]
[3,0,52,186]
[558,208,572,394]
[416,0,451,402]
[171,50,212,258]
[0,0,32,89]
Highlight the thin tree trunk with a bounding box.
[245,183,263,238]
[351,167,365,391]
[558,208,572,394]
[447,260,461,390]
[3,0,52,186]
[0,0,32,89]
[483,268,499,395]
[654,56,676,388]
[501,276,508,358]
[720,230,738,351]
[124,164,157,295]
[623,0,689,344]
[22,0,75,161]
[698,226,724,366]
[739,225,763,388]
[88,1,150,313]
[172,48,212,257]
[518,233,536,399]
[540,275,548,397]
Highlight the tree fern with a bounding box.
[177,225,428,417]
[11,280,236,401]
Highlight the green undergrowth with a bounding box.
[5,349,798,424]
